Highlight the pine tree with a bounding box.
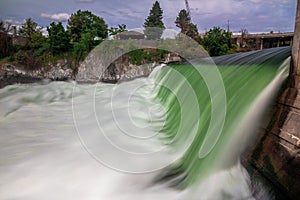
[175,9,200,43]
[19,18,46,50]
[175,9,191,34]
[143,1,165,39]
[19,18,40,38]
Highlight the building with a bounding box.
[117,31,145,40]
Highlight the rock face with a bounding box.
[0,63,74,88]
[102,62,159,83]
[76,51,181,83]
[76,54,160,83]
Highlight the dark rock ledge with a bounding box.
[0,63,74,89]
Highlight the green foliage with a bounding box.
[71,31,100,65]
[0,56,14,62]
[15,18,49,67]
[126,48,168,65]
[36,52,55,68]
[72,41,88,66]
[127,49,144,65]
[202,27,232,56]
[67,10,108,43]
[143,1,165,39]
[79,32,96,50]
[14,50,26,63]
[14,50,41,69]
[227,44,239,54]
[2,12,108,71]
[67,10,107,65]
[30,31,46,49]
[186,23,200,43]
[18,18,47,53]
[47,22,71,54]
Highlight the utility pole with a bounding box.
[185,0,191,20]
[227,20,230,32]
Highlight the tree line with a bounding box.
[143,1,232,56]
[0,10,114,70]
[0,1,233,71]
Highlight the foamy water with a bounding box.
[0,55,290,199]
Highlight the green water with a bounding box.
[0,46,292,199]
[153,47,291,188]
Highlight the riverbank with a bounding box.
[0,62,75,89]
[0,53,183,88]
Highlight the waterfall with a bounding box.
[0,47,291,200]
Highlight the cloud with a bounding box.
[40,27,48,36]
[0,0,295,33]
[249,0,263,3]
[5,19,23,25]
[40,13,70,22]
[75,0,94,2]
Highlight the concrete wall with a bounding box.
[246,1,300,199]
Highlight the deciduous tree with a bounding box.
[67,10,108,43]
[202,27,232,56]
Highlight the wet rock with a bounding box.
[0,62,74,88]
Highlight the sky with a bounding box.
[0,0,297,34]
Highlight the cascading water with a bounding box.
[0,46,291,200]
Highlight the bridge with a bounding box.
[232,32,294,50]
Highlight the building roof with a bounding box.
[118,31,145,40]
[118,31,144,36]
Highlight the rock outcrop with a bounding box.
[0,63,74,88]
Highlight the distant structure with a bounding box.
[232,32,293,50]
[185,0,191,20]
[10,26,29,46]
[117,31,145,40]
[227,20,230,32]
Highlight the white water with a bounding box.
[0,80,183,200]
[0,66,284,199]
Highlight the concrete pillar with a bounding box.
[260,38,263,50]
[244,1,300,199]
[255,37,260,50]
[292,0,300,76]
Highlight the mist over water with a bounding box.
[0,47,291,199]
